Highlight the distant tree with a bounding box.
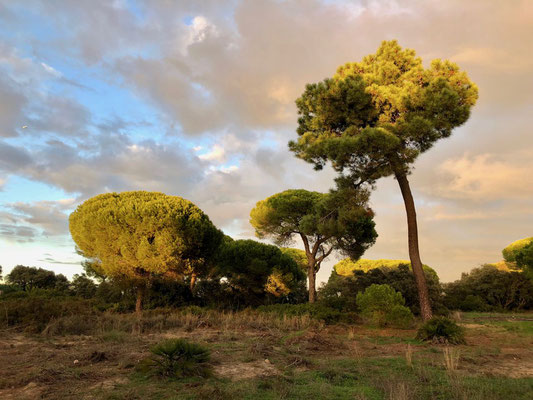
[250,189,377,303]
[515,242,533,277]
[0,265,3,282]
[289,40,478,319]
[71,274,98,299]
[443,265,533,311]
[54,274,70,292]
[216,239,305,305]
[6,265,68,291]
[69,191,224,315]
[503,237,533,276]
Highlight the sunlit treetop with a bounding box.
[69,191,223,284]
[334,258,438,281]
[502,237,533,263]
[290,40,479,184]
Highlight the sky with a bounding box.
[0,0,532,284]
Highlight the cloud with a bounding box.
[7,199,75,236]
[0,0,533,283]
[427,152,533,202]
[198,144,225,162]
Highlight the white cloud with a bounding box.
[198,144,225,162]
[40,62,62,78]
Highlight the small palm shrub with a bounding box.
[356,284,414,328]
[142,338,211,378]
[416,316,465,344]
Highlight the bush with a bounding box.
[416,316,465,344]
[141,339,211,378]
[385,304,414,329]
[356,284,414,328]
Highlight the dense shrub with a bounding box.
[0,292,97,332]
[320,264,444,315]
[443,265,533,311]
[416,317,465,344]
[140,339,211,378]
[355,284,414,328]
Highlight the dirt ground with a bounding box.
[0,314,532,399]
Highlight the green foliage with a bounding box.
[69,191,224,285]
[281,248,308,273]
[416,316,466,344]
[385,304,415,329]
[502,237,533,263]
[443,265,533,311]
[355,284,413,328]
[216,239,305,304]
[289,40,478,185]
[250,188,377,303]
[515,242,533,277]
[71,273,98,298]
[142,339,211,378]
[250,189,377,261]
[459,295,490,312]
[320,263,444,316]
[6,265,70,292]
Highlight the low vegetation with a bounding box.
[140,339,211,378]
[416,317,466,345]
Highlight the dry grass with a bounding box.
[348,327,356,340]
[0,310,532,399]
[405,343,413,367]
[41,308,323,337]
[443,346,461,372]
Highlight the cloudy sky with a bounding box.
[1,0,532,283]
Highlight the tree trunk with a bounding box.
[395,172,433,321]
[190,273,197,292]
[308,264,317,303]
[135,286,145,318]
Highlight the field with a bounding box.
[0,310,532,400]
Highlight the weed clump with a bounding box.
[139,338,211,378]
[416,316,465,344]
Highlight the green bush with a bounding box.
[356,284,413,328]
[385,304,414,329]
[141,339,211,378]
[416,316,465,344]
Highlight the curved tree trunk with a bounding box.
[395,172,433,321]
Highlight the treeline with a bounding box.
[3,258,532,318]
[320,260,533,314]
